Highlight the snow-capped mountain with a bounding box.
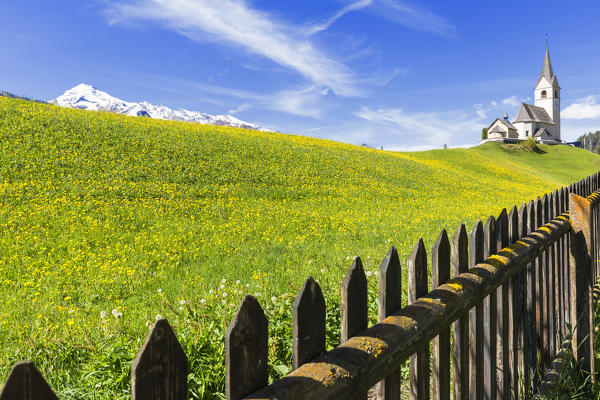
[51,84,261,130]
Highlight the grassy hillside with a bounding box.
[0,96,598,398]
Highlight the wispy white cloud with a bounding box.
[104,0,360,96]
[373,0,456,37]
[305,0,373,35]
[502,95,520,107]
[138,72,328,118]
[563,95,600,119]
[474,104,487,119]
[354,106,482,146]
[306,0,455,37]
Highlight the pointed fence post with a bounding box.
[131,319,188,400]
[482,216,497,400]
[549,192,558,355]
[553,190,563,344]
[451,224,469,400]
[541,194,553,367]
[0,362,57,400]
[514,203,531,399]
[432,230,450,400]
[569,194,595,379]
[534,197,545,378]
[469,221,484,400]
[507,206,520,399]
[526,200,538,389]
[408,238,430,400]
[341,257,369,399]
[341,257,368,342]
[562,187,571,333]
[377,247,402,400]
[226,296,268,400]
[293,277,326,369]
[496,209,510,400]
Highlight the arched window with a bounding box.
[541,90,547,98]
[555,90,558,98]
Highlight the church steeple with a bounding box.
[540,43,554,81]
[534,40,560,140]
[538,42,559,87]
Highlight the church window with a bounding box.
[541,90,547,98]
[555,90,558,97]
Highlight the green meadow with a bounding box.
[0,96,598,398]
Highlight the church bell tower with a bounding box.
[534,43,560,139]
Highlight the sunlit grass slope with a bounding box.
[0,96,598,398]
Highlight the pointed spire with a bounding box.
[540,42,554,81]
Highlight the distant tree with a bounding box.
[482,127,488,140]
[577,130,600,153]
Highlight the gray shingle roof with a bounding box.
[497,118,517,130]
[488,118,517,131]
[513,103,555,124]
[489,125,505,134]
[533,127,551,138]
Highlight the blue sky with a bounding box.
[2,1,600,150]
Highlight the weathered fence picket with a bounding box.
[451,224,469,400]
[507,206,519,399]
[377,247,403,400]
[431,230,450,400]
[517,203,529,397]
[469,221,484,400]
[226,296,268,400]
[496,209,510,399]
[292,277,325,369]
[408,239,430,400]
[482,216,497,399]
[4,173,600,400]
[341,257,368,399]
[131,318,188,400]
[0,362,57,400]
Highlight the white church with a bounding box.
[482,44,561,144]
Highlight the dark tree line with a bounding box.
[578,130,600,153]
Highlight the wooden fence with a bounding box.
[2,173,600,400]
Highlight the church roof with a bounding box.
[488,118,517,132]
[533,127,551,138]
[488,125,505,134]
[537,43,559,88]
[513,103,555,124]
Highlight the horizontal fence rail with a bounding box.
[1,172,600,400]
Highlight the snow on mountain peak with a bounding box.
[51,84,261,130]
